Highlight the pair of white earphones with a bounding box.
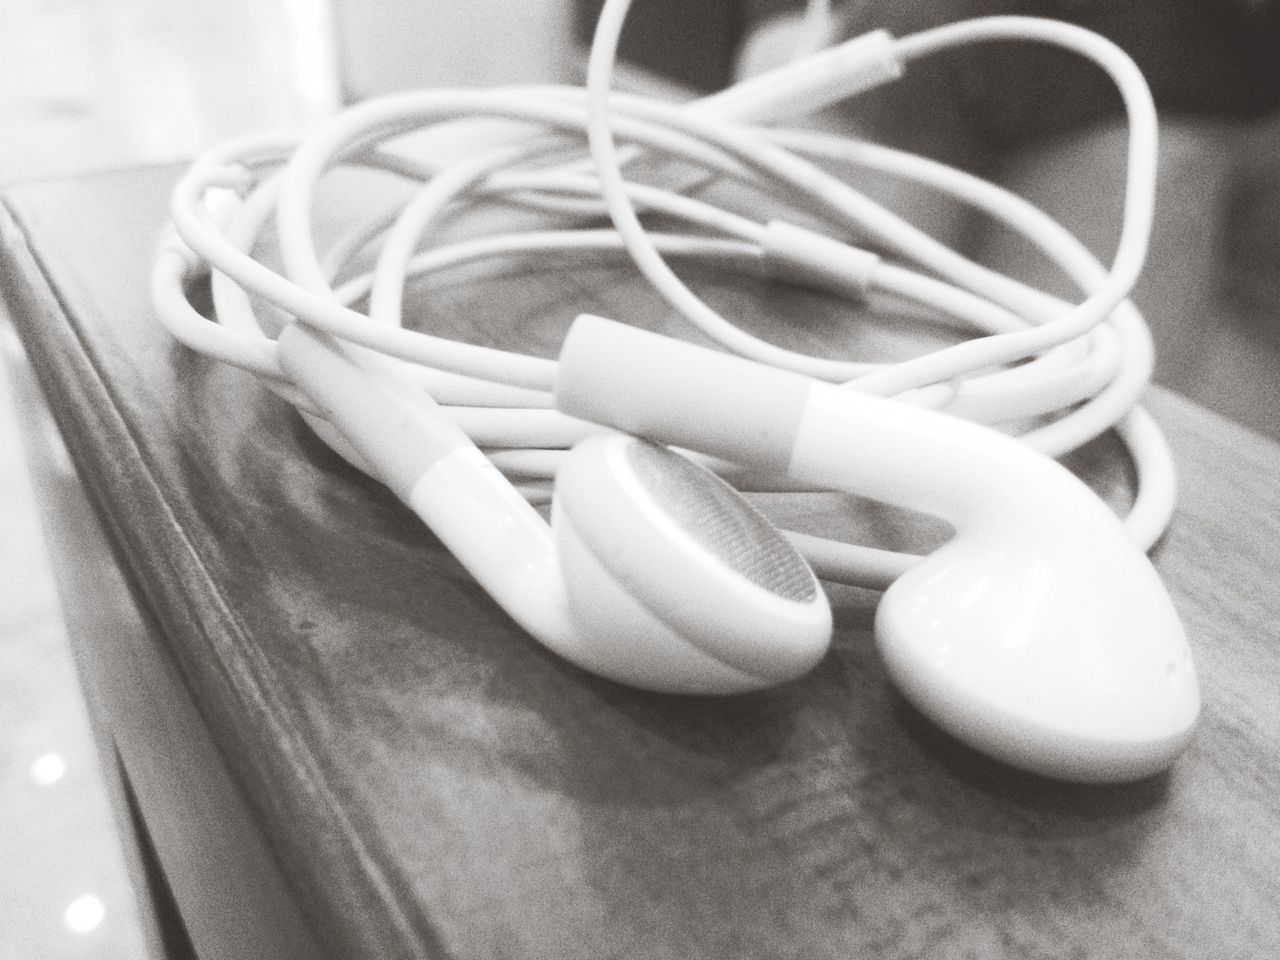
[152,0,1199,783]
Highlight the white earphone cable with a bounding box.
[151,2,1176,586]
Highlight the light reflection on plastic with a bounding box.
[64,895,106,934]
[28,752,67,786]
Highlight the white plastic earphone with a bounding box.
[276,321,832,694]
[151,0,1200,781]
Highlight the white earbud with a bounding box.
[556,315,1200,782]
[275,322,832,694]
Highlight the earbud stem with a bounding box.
[276,323,471,499]
[557,314,811,475]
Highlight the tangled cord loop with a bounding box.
[151,3,1175,587]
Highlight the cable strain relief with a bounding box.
[761,220,880,299]
[556,314,810,475]
[693,29,903,125]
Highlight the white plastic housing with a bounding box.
[792,384,1198,782]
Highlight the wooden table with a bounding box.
[3,163,1278,960]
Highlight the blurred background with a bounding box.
[0,1,1276,957]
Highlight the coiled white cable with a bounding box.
[151,0,1176,589]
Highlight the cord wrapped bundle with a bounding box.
[152,0,1175,589]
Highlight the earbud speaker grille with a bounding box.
[626,442,817,603]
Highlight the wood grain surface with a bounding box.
[3,164,1278,960]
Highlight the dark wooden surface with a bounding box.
[3,163,1280,960]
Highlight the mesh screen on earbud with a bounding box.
[627,442,817,603]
